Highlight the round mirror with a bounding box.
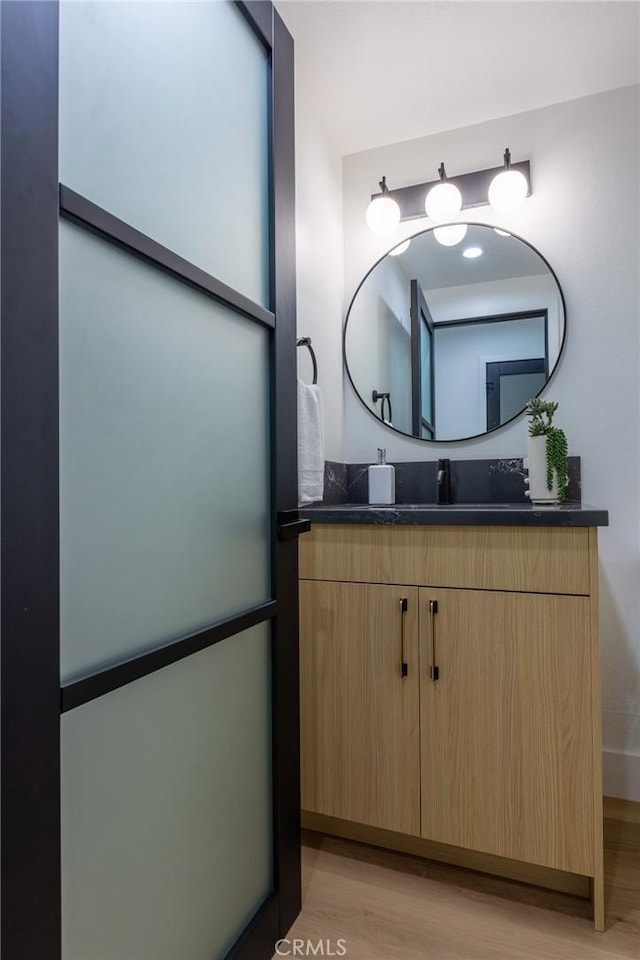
[344,223,566,442]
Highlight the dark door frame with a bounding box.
[0,2,300,958]
[434,308,550,374]
[410,279,436,439]
[485,357,547,431]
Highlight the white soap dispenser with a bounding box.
[368,448,395,504]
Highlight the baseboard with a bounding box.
[603,750,640,802]
[302,811,591,899]
[603,795,640,823]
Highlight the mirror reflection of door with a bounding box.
[486,358,548,430]
[410,280,435,438]
[343,225,566,442]
[433,309,548,439]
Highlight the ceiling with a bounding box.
[276,0,640,156]
[396,224,549,288]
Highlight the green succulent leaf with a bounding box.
[525,397,559,436]
[525,398,569,501]
[546,427,569,502]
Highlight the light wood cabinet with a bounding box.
[300,580,420,835]
[300,523,604,929]
[419,588,593,874]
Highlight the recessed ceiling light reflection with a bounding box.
[389,239,411,256]
[463,246,484,259]
[494,228,510,237]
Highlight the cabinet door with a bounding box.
[419,588,593,874]
[300,580,420,835]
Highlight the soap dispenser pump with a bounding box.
[368,448,395,505]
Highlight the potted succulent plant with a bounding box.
[524,398,569,504]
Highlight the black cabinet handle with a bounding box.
[429,599,439,681]
[400,597,408,678]
[277,511,312,541]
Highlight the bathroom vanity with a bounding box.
[298,504,608,929]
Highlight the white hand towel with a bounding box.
[298,379,325,504]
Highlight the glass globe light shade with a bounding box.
[424,181,462,223]
[488,169,528,213]
[366,195,401,236]
[433,223,468,247]
[389,238,411,256]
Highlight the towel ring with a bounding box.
[297,337,318,385]
[372,389,393,424]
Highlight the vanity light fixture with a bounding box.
[389,238,411,256]
[488,148,529,213]
[462,246,484,258]
[424,163,463,223]
[434,224,468,247]
[365,176,401,236]
[366,151,530,232]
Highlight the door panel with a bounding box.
[61,623,272,960]
[419,587,593,874]
[59,0,270,307]
[485,357,546,430]
[410,279,435,438]
[59,220,271,681]
[1,3,299,959]
[300,580,420,835]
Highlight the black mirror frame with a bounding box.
[343,221,567,444]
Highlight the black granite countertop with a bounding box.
[299,502,609,527]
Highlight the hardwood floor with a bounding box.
[283,815,639,959]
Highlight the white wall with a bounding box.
[294,91,344,460]
[337,86,640,799]
[345,255,412,434]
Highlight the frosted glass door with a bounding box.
[58,3,282,958]
[1,3,296,959]
[59,0,270,307]
[62,624,272,960]
[411,280,435,439]
[420,314,434,438]
[59,221,270,681]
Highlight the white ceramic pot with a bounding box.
[524,435,560,504]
